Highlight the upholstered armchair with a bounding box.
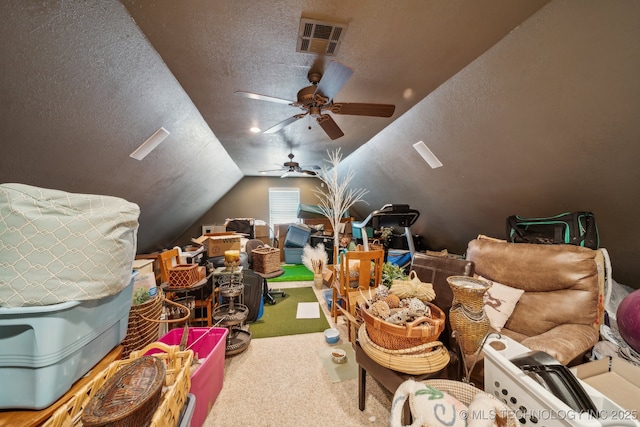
[466,235,608,365]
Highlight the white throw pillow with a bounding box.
[478,276,525,331]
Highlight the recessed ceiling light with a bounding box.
[130,127,170,160]
[413,141,443,169]
[250,127,261,133]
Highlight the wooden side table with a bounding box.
[0,345,123,427]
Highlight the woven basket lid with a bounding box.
[81,356,166,427]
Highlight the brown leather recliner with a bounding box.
[466,235,606,365]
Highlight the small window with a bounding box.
[269,188,301,226]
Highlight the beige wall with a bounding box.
[175,176,323,247]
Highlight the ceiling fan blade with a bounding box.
[263,114,306,134]
[329,102,395,117]
[301,170,317,176]
[300,164,321,170]
[316,114,344,140]
[314,61,354,103]
[235,91,295,105]
[280,171,292,178]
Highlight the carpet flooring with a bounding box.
[204,282,394,427]
[249,286,330,339]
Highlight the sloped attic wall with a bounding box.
[342,0,640,287]
[0,2,243,253]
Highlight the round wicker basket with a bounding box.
[360,302,445,350]
[358,325,450,375]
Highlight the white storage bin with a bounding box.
[0,277,134,409]
[483,335,640,426]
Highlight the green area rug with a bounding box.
[267,263,314,282]
[250,287,329,339]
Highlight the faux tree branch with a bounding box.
[313,148,369,261]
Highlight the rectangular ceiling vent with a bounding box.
[297,18,347,56]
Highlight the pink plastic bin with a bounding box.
[148,327,228,427]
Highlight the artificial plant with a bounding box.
[301,243,329,275]
[312,148,369,262]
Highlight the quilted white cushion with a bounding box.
[0,183,140,307]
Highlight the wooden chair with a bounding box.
[157,248,180,283]
[331,249,384,341]
[134,248,184,285]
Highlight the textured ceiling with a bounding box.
[121,0,550,176]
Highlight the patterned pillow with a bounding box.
[479,276,525,331]
[0,183,140,307]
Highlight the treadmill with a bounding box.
[351,204,420,258]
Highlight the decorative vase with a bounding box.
[314,273,323,290]
[446,276,491,355]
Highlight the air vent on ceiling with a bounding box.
[297,18,348,56]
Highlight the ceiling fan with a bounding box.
[259,152,320,178]
[235,61,395,140]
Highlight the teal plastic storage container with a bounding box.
[0,277,134,409]
[283,223,311,248]
[284,247,304,264]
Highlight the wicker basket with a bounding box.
[358,325,450,375]
[369,239,384,252]
[252,246,280,274]
[360,302,445,350]
[81,356,166,427]
[43,342,193,427]
[447,275,491,355]
[121,289,191,358]
[168,264,200,287]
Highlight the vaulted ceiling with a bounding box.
[2,1,639,286]
[120,0,549,175]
